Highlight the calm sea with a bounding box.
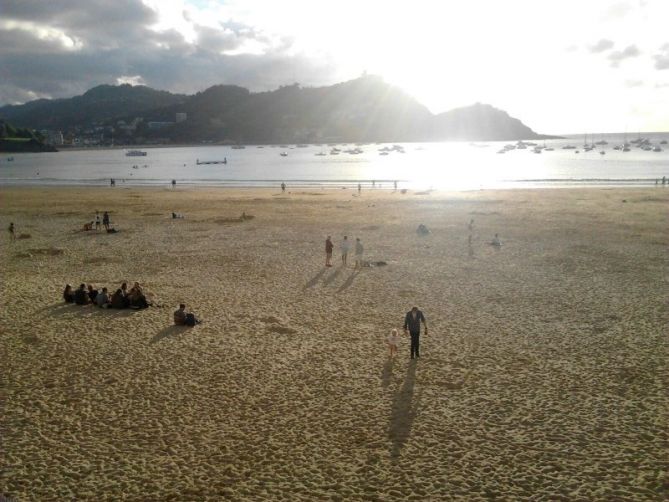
[1,132,668,190]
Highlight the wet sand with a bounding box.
[1,186,667,500]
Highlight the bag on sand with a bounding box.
[185,313,197,327]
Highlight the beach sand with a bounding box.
[1,186,667,500]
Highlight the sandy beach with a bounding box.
[1,186,667,501]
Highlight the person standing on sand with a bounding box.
[95,212,101,230]
[354,238,364,269]
[404,306,427,359]
[358,183,361,194]
[103,211,110,230]
[281,182,286,193]
[8,222,15,241]
[325,236,334,267]
[341,235,351,265]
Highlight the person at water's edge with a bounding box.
[404,306,427,359]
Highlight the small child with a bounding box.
[387,328,400,358]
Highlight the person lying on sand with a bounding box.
[174,303,201,326]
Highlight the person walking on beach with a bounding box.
[281,182,286,193]
[8,222,15,241]
[341,235,351,265]
[95,211,101,231]
[354,238,364,269]
[171,179,176,188]
[404,306,427,359]
[102,211,110,230]
[325,236,334,267]
[357,183,362,194]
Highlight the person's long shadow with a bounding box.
[323,266,342,286]
[303,267,327,290]
[381,358,394,389]
[151,325,189,344]
[389,360,420,460]
[337,269,360,293]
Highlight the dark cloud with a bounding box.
[608,45,641,67]
[0,0,340,105]
[654,43,669,70]
[589,39,614,53]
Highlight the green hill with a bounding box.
[0,77,553,143]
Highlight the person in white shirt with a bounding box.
[341,235,351,265]
[387,328,400,358]
[354,238,364,269]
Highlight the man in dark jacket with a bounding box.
[403,306,427,359]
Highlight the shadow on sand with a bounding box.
[337,270,360,293]
[303,267,327,290]
[381,357,394,389]
[323,266,342,286]
[389,360,420,460]
[39,303,142,319]
[151,325,190,344]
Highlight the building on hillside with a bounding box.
[176,113,187,123]
[148,121,174,130]
[41,130,64,145]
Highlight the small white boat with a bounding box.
[280,152,288,157]
[126,150,147,156]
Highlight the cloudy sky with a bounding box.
[0,0,667,133]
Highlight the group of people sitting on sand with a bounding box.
[82,211,117,233]
[63,281,150,309]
